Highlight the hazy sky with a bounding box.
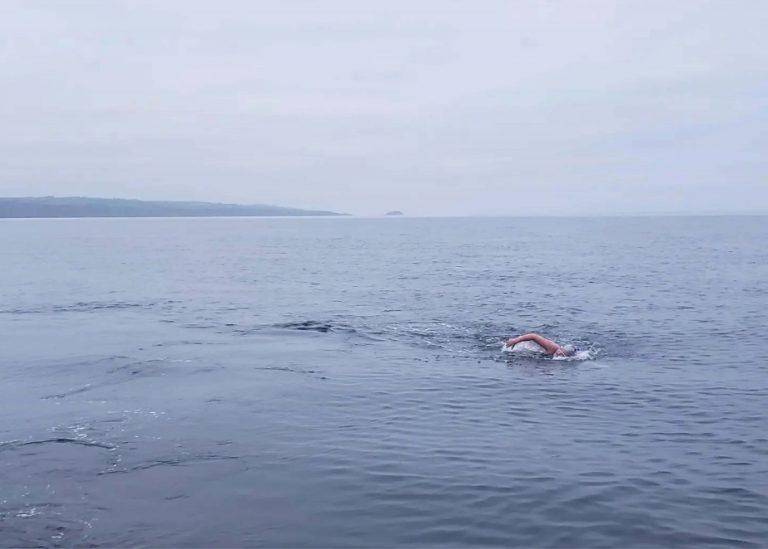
[1,1,766,215]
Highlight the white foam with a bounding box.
[552,349,594,361]
[502,342,597,361]
[502,340,546,353]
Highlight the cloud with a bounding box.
[1,0,766,214]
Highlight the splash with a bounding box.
[501,341,597,361]
[552,349,596,361]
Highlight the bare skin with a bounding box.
[504,333,569,357]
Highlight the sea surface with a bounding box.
[1,216,767,547]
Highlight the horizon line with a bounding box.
[1,195,766,219]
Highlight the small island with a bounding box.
[385,211,404,216]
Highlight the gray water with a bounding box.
[2,216,767,547]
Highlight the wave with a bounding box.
[0,300,179,315]
[0,438,114,452]
[100,452,240,475]
[270,319,384,342]
[269,318,602,362]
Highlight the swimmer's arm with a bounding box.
[505,333,561,355]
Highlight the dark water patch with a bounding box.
[152,339,211,348]
[277,320,335,332]
[0,438,115,452]
[271,319,382,340]
[252,365,319,375]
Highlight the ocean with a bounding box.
[2,216,767,547]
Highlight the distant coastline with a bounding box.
[0,197,346,218]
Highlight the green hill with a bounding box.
[0,197,346,218]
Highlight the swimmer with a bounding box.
[504,333,575,357]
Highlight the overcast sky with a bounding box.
[1,1,766,215]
